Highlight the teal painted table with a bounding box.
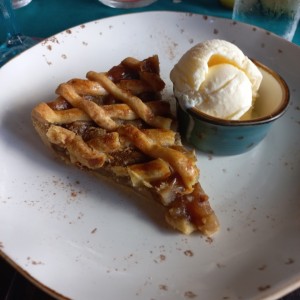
[0,0,299,45]
[0,1,299,300]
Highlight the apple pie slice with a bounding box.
[31,55,219,236]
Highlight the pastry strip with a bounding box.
[32,103,90,124]
[33,100,171,124]
[66,78,108,96]
[56,83,118,130]
[46,125,106,169]
[86,71,172,129]
[119,124,198,193]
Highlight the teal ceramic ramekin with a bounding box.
[176,60,290,156]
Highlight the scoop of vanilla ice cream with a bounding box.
[170,39,263,120]
[197,63,253,119]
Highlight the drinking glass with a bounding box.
[12,0,32,9]
[232,0,300,41]
[0,0,36,67]
[99,0,157,9]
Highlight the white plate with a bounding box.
[0,11,300,300]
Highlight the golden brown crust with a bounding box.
[31,55,219,236]
[46,125,107,168]
[86,72,172,130]
[56,83,118,130]
[118,124,198,193]
[32,102,90,124]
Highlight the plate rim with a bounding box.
[1,10,300,300]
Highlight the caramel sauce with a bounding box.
[107,65,139,82]
[168,183,210,226]
[48,97,72,110]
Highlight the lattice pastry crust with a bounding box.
[32,55,219,236]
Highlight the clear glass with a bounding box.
[12,0,32,9]
[0,0,36,67]
[99,0,157,9]
[232,0,300,41]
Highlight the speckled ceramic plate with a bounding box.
[0,11,299,300]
